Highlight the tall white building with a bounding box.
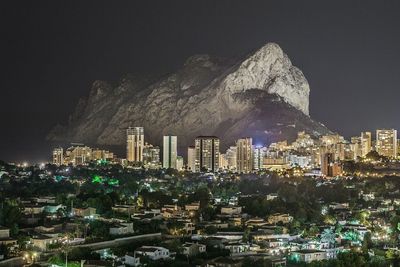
[360,131,372,157]
[187,146,196,172]
[376,129,397,158]
[52,147,64,166]
[163,136,177,169]
[225,146,237,171]
[253,146,266,170]
[127,127,144,162]
[236,137,253,173]
[176,156,184,171]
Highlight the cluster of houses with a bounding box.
[1,193,378,266]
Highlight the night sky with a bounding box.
[1,0,400,163]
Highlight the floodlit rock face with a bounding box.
[48,43,330,151]
[222,43,309,115]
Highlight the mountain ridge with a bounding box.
[48,42,331,151]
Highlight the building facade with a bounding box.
[360,131,372,157]
[52,147,64,166]
[187,146,196,172]
[376,129,397,158]
[194,136,220,172]
[127,127,144,162]
[163,135,178,169]
[236,138,253,173]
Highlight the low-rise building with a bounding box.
[109,222,134,236]
[182,242,206,257]
[290,249,327,263]
[134,246,171,261]
[73,207,97,218]
[124,253,140,266]
[221,206,242,216]
[30,233,59,251]
[112,205,136,215]
[185,202,200,211]
[223,243,251,255]
[268,213,293,224]
[0,226,17,246]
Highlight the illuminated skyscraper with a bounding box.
[350,136,362,160]
[143,143,160,168]
[219,153,228,170]
[52,147,64,166]
[360,131,372,157]
[163,135,177,169]
[176,156,184,171]
[376,129,397,158]
[194,136,220,172]
[126,127,144,162]
[225,146,237,171]
[253,146,266,170]
[187,146,196,172]
[236,137,253,173]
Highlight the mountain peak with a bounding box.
[222,42,309,115]
[48,42,329,149]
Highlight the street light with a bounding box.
[23,251,38,264]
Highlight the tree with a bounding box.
[0,200,22,236]
[320,228,336,248]
[88,221,110,240]
[390,215,400,240]
[68,247,99,261]
[201,206,216,221]
[191,188,210,209]
[307,226,320,238]
[362,232,373,254]
[242,228,251,243]
[323,215,337,225]
[336,251,366,267]
[204,226,217,235]
[167,220,186,236]
[366,151,385,161]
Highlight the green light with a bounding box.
[108,178,119,186]
[92,175,103,184]
[97,159,108,165]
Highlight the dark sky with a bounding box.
[1,0,400,163]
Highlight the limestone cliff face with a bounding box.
[222,43,309,115]
[48,43,330,150]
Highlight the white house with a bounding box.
[109,222,134,236]
[125,253,140,266]
[134,246,171,261]
[223,243,251,255]
[290,249,327,263]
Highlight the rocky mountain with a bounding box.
[48,43,331,152]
